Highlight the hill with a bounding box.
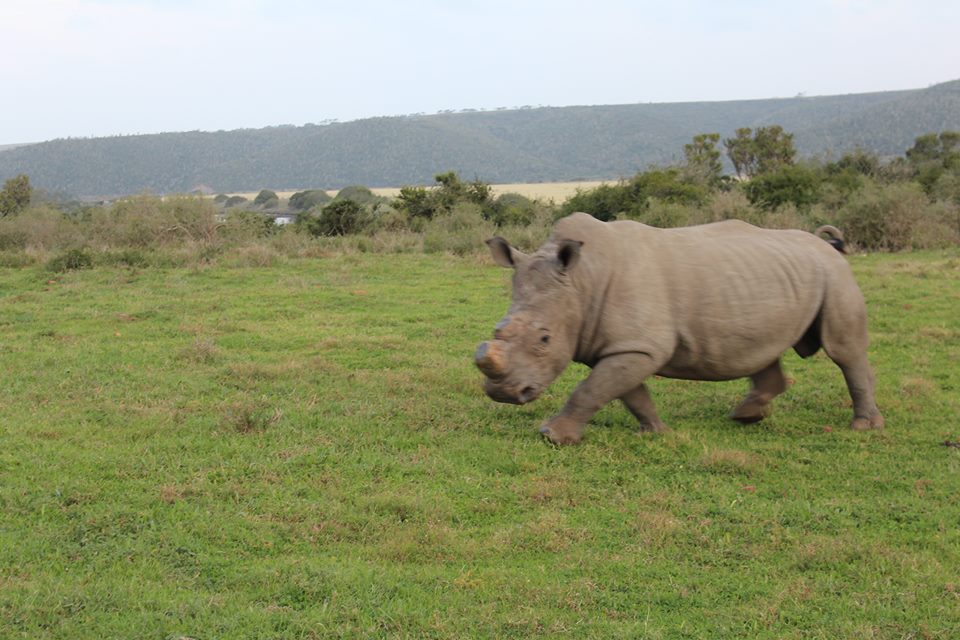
[2,80,958,198]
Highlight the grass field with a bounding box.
[1,250,959,638]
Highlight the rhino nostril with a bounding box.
[519,386,536,402]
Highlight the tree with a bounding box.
[0,174,32,217]
[752,125,796,174]
[724,126,796,179]
[724,128,756,179]
[906,131,960,198]
[683,133,723,186]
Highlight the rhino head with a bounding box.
[475,236,584,405]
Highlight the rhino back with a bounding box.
[558,217,844,380]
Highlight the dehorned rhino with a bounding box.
[475,212,884,444]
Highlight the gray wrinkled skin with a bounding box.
[475,213,884,444]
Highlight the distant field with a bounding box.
[1,250,959,637]
[227,180,612,203]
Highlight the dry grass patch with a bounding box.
[220,400,283,433]
[699,448,763,475]
[178,335,220,364]
[899,375,938,398]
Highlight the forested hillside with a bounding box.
[1,80,958,197]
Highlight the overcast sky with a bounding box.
[1,0,957,144]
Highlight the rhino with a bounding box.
[474,212,884,444]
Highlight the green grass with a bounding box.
[1,251,959,638]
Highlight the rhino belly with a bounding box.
[657,334,797,381]
[654,286,821,381]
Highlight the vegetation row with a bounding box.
[1,128,959,271]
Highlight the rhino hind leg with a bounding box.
[621,384,668,433]
[828,349,885,430]
[730,359,788,424]
[819,284,884,430]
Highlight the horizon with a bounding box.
[2,77,955,148]
[2,0,958,145]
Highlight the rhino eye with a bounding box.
[540,335,550,344]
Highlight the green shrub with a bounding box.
[631,168,708,207]
[560,169,706,221]
[253,189,278,207]
[488,193,536,226]
[224,195,248,208]
[334,185,378,205]
[47,248,93,272]
[213,194,229,204]
[744,164,821,211]
[306,200,367,236]
[288,189,332,211]
[560,183,634,221]
[98,248,151,268]
[630,200,697,228]
[0,251,34,267]
[423,203,495,255]
[222,210,276,242]
[838,182,928,250]
[396,185,437,219]
[395,173,498,222]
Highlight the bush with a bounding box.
[222,210,276,242]
[560,183,634,221]
[560,169,706,221]
[306,200,367,236]
[396,185,437,220]
[334,185,378,205]
[98,248,151,268]
[631,169,708,207]
[0,206,78,251]
[224,195,248,208]
[213,194,229,204]
[487,193,537,226]
[253,189,278,207]
[423,203,495,255]
[630,200,697,228]
[47,248,93,272]
[743,164,821,211]
[838,182,929,250]
[288,189,332,211]
[394,173,498,222]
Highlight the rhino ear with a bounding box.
[557,239,583,272]
[487,237,521,268]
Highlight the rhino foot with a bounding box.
[539,416,584,445]
[637,418,669,433]
[730,392,773,424]
[850,411,885,431]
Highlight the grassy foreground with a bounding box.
[1,250,959,638]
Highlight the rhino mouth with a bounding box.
[484,379,542,405]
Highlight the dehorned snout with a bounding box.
[475,340,507,378]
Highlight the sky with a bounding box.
[1,0,958,144]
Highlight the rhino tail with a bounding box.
[815,225,846,254]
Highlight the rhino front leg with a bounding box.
[730,359,787,424]
[621,384,668,433]
[540,353,659,445]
